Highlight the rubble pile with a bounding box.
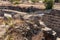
[0,5,60,40]
[0,12,44,40]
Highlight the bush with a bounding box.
[10,0,20,3]
[13,1,20,5]
[31,0,40,3]
[44,0,54,10]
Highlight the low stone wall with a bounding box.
[0,6,41,13]
[42,10,60,37]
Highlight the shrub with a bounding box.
[44,0,54,10]
[10,0,20,3]
[13,1,20,5]
[31,0,40,3]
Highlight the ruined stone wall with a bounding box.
[42,10,60,37]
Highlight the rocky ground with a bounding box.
[0,8,60,40]
[0,1,60,40]
[0,10,45,40]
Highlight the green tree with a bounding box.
[44,0,54,10]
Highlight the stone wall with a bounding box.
[0,6,40,13]
[55,0,60,3]
[42,10,60,37]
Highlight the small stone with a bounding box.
[4,13,12,18]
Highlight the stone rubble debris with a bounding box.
[0,6,60,40]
